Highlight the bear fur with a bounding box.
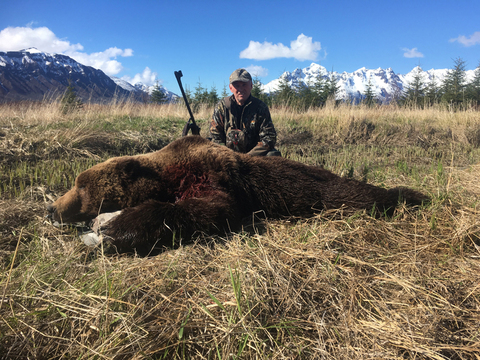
[47,136,428,254]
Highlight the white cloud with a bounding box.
[450,31,480,47]
[0,26,83,53]
[239,34,321,61]
[122,67,158,86]
[245,65,268,77]
[68,47,133,76]
[0,26,134,76]
[402,47,424,58]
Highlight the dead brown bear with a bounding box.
[47,136,428,254]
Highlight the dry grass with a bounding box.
[0,101,479,359]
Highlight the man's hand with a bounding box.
[247,143,270,156]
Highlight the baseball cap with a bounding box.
[229,69,252,84]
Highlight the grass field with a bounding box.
[0,100,479,359]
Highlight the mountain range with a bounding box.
[0,48,176,103]
[262,63,476,103]
[0,48,476,104]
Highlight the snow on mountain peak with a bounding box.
[22,47,43,54]
[0,49,178,102]
[262,62,476,103]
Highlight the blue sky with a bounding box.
[1,0,479,93]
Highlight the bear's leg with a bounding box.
[101,192,240,254]
[79,211,122,247]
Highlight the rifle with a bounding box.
[174,70,201,136]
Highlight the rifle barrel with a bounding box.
[175,71,195,123]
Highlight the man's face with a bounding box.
[229,80,253,106]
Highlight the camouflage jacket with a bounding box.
[209,95,277,153]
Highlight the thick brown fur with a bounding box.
[47,136,428,254]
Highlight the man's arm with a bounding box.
[257,104,277,149]
[209,100,227,145]
[246,104,277,156]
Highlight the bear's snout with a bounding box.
[46,188,86,223]
[46,204,55,219]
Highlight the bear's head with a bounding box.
[47,156,164,224]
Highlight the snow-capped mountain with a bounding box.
[263,63,475,103]
[111,77,178,102]
[0,48,175,103]
[0,48,137,102]
[109,76,138,92]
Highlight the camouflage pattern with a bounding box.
[209,95,277,154]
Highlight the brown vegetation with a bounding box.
[0,101,479,359]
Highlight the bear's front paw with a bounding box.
[80,211,122,249]
[80,231,102,247]
[90,211,122,234]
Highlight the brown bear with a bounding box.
[47,136,428,254]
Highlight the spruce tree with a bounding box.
[425,74,441,106]
[313,72,327,107]
[251,77,263,98]
[441,57,467,107]
[191,80,208,111]
[150,81,167,104]
[297,82,315,109]
[193,80,207,103]
[274,75,295,106]
[60,80,83,114]
[251,77,270,105]
[325,72,340,101]
[402,66,426,107]
[221,83,229,99]
[466,61,480,104]
[362,77,377,106]
[208,85,219,106]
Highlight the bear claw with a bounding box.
[80,232,102,247]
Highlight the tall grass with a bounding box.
[0,100,479,359]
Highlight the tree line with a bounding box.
[150,57,480,110]
[400,58,480,108]
[164,73,340,110]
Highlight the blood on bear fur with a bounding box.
[162,164,215,202]
[47,136,428,254]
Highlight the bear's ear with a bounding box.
[76,170,94,188]
[113,158,158,182]
[115,158,141,175]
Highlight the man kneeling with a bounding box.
[209,68,281,156]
